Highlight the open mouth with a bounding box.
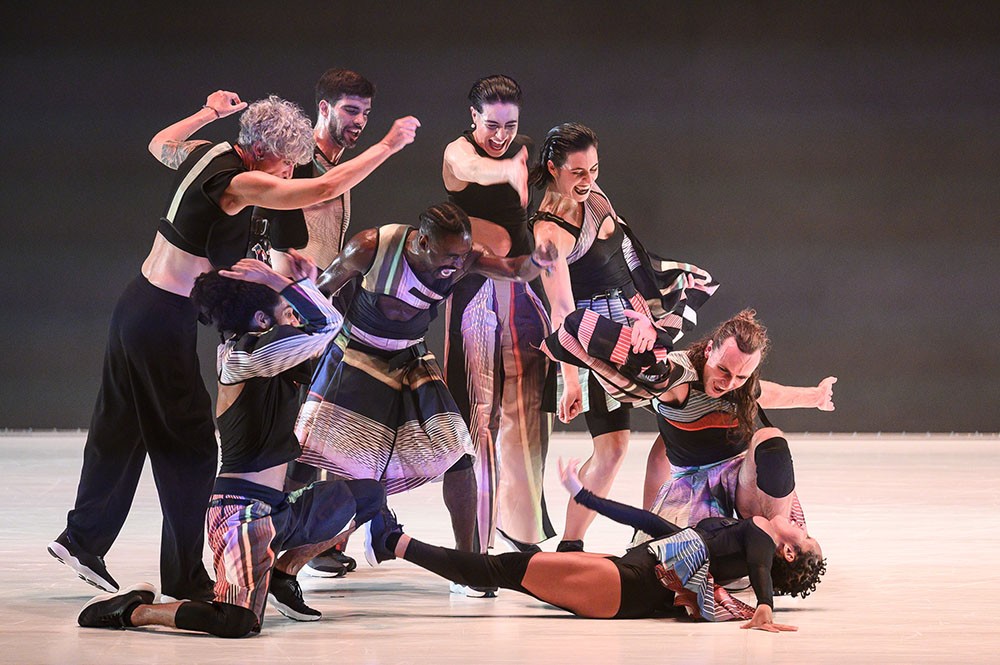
[573,185,590,197]
[438,267,457,278]
[488,137,508,153]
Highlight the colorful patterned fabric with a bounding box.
[647,529,754,622]
[444,275,554,549]
[643,455,746,538]
[295,340,475,495]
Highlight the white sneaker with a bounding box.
[449,582,498,598]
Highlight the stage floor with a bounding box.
[1,432,997,664]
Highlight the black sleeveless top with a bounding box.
[156,142,252,269]
[447,131,533,257]
[534,210,633,298]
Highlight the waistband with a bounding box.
[211,477,286,507]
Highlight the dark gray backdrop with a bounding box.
[2,2,998,432]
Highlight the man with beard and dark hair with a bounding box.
[256,69,418,584]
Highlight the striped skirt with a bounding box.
[295,338,475,495]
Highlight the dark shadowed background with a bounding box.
[2,2,997,432]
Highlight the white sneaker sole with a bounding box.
[81,582,159,613]
[449,582,498,598]
[267,595,321,622]
[363,520,378,567]
[48,540,118,593]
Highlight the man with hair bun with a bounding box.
[48,90,414,602]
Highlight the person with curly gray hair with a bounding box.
[48,90,418,603]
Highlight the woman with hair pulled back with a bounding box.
[530,122,719,553]
[441,75,555,568]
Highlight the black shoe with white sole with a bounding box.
[48,530,119,592]
[78,583,157,629]
[268,569,321,621]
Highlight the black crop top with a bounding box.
[574,489,776,607]
[156,142,251,268]
[447,131,534,257]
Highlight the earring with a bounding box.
[470,122,476,129]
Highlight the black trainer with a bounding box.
[556,539,585,553]
[267,569,321,621]
[48,530,119,592]
[364,505,402,566]
[496,529,542,554]
[78,582,157,629]
[303,548,355,578]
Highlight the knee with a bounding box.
[752,427,784,445]
[215,605,259,639]
[348,479,386,524]
[754,435,795,499]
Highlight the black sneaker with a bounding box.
[48,530,119,592]
[267,569,321,621]
[303,548,355,578]
[556,539,585,553]
[496,529,542,554]
[364,505,402,566]
[78,582,157,629]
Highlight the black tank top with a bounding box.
[533,211,633,298]
[447,131,533,257]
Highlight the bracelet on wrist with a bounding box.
[530,254,543,268]
[202,105,221,119]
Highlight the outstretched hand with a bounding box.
[530,238,558,272]
[283,248,319,283]
[740,604,798,633]
[204,90,247,118]
[557,457,585,496]
[622,309,657,354]
[815,376,837,411]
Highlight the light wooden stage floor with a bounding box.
[1,432,998,664]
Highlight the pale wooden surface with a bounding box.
[2,432,998,664]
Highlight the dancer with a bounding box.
[76,253,384,637]
[540,308,834,531]
[442,74,554,569]
[289,203,555,593]
[48,90,417,601]
[530,122,717,552]
[263,68,392,577]
[364,458,824,631]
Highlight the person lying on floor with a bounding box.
[363,457,825,631]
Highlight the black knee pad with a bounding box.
[175,601,259,639]
[754,436,795,499]
[446,454,474,473]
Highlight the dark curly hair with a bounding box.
[686,309,770,442]
[771,547,827,599]
[190,270,280,338]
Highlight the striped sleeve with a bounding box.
[217,278,343,385]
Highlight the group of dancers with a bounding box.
[49,70,835,638]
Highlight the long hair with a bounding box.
[190,270,280,338]
[529,122,599,189]
[238,95,314,165]
[686,309,770,441]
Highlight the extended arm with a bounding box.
[218,116,420,214]
[316,229,378,297]
[148,90,247,169]
[468,238,557,282]
[558,458,681,538]
[757,377,836,410]
[442,139,528,206]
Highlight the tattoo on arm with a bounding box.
[159,140,210,169]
